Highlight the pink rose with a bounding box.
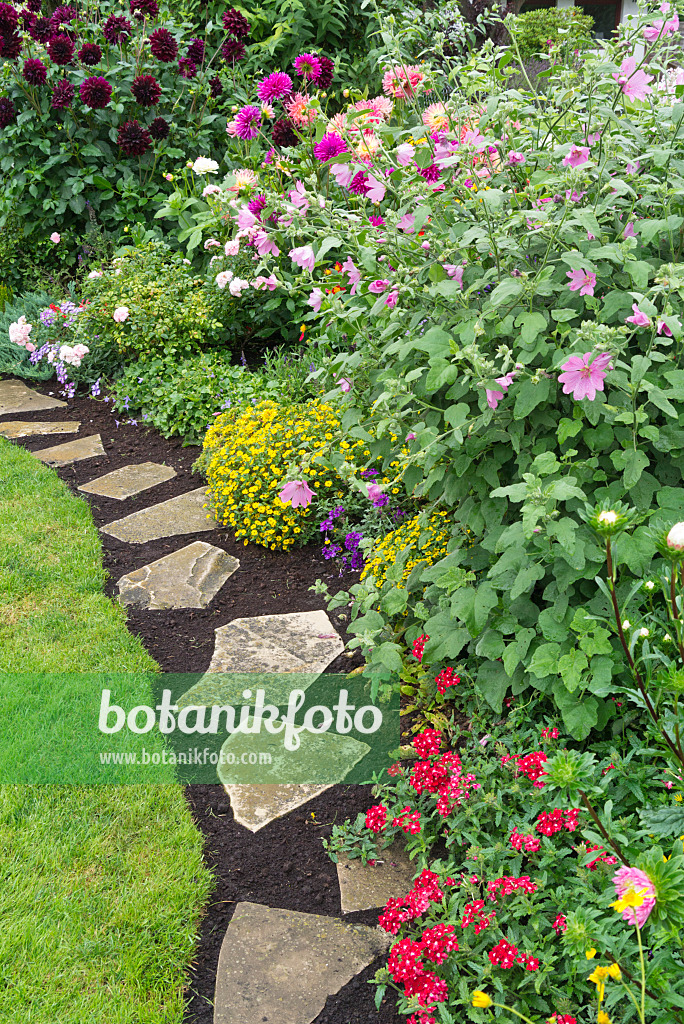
[50,232,61,243]
[113,306,129,322]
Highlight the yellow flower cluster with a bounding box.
[361,510,452,587]
[202,400,351,551]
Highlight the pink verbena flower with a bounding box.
[613,57,653,102]
[256,71,292,101]
[566,268,596,296]
[558,352,612,401]
[278,479,314,508]
[233,104,262,140]
[613,866,657,928]
[562,144,590,168]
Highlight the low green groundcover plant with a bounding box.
[508,7,595,63]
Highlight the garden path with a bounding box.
[0,376,408,1024]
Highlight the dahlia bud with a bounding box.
[667,522,684,550]
[581,501,634,538]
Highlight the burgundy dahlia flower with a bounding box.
[0,32,23,59]
[418,163,441,182]
[28,15,52,41]
[311,54,334,89]
[80,75,112,109]
[49,4,76,33]
[256,71,292,102]
[349,171,370,195]
[222,7,250,36]
[209,74,222,98]
[220,37,245,63]
[51,78,74,108]
[148,115,169,139]
[47,33,74,65]
[19,8,37,30]
[271,116,298,148]
[103,14,133,43]
[177,57,196,79]
[0,96,17,128]
[0,2,18,35]
[248,193,267,217]
[23,57,47,84]
[131,74,161,105]
[26,0,42,11]
[117,118,151,156]
[130,0,158,19]
[149,26,177,61]
[78,42,102,65]
[185,37,204,63]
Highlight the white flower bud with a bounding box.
[598,510,618,525]
[667,522,684,550]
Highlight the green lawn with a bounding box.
[0,438,212,1023]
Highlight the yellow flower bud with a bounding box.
[471,991,493,1009]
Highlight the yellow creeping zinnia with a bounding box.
[471,991,493,1008]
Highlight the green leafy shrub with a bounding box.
[0,290,55,381]
[509,7,595,62]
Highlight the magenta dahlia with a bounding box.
[50,78,74,108]
[222,7,250,36]
[80,75,112,109]
[28,15,52,41]
[0,96,16,128]
[256,71,292,102]
[148,115,169,139]
[313,131,347,161]
[0,33,23,59]
[293,52,321,79]
[220,37,245,63]
[185,37,204,63]
[0,3,18,35]
[131,74,161,105]
[248,193,267,217]
[311,54,334,89]
[271,116,298,147]
[349,171,370,195]
[233,104,261,140]
[103,13,133,43]
[418,163,441,182]
[26,0,41,10]
[149,26,177,61]
[78,42,101,65]
[209,74,222,98]
[19,8,37,30]
[177,57,196,79]
[130,0,158,18]
[22,57,47,84]
[117,118,151,156]
[47,33,74,65]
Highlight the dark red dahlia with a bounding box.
[185,37,204,63]
[418,163,441,182]
[220,37,245,64]
[117,118,151,156]
[19,8,37,30]
[177,57,196,78]
[23,57,47,84]
[51,78,74,108]
[148,114,169,139]
[78,42,101,65]
[222,7,250,36]
[47,33,74,64]
[28,15,52,41]
[26,0,41,9]
[103,13,133,43]
[130,0,158,19]
[149,26,177,61]
[0,96,16,128]
[271,116,298,148]
[0,32,23,59]
[131,73,160,105]
[49,4,76,34]
[0,3,19,35]
[79,75,111,108]
[311,54,334,89]
[349,171,370,195]
[209,74,222,98]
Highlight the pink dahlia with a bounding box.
[284,91,316,127]
[293,52,321,79]
[382,63,424,99]
[256,71,292,101]
[612,866,656,928]
[313,131,347,161]
[558,352,612,401]
[233,104,261,140]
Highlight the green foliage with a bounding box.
[509,7,595,62]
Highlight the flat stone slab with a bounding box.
[208,610,344,678]
[116,541,239,610]
[79,461,176,500]
[0,420,80,439]
[214,902,390,1024]
[0,379,66,415]
[100,486,216,543]
[34,434,105,467]
[337,838,417,913]
[223,784,333,833]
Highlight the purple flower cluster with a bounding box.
[319,505,345,532]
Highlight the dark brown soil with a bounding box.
[1,381,402,1024]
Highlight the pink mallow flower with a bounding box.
[486,371,516,410]
[613,57,653,102]
[443,264,463,288]
[342,257,362,295]
[253,274,278,291]
[657,319,673,337]
[338,377,352,393]
[562,144,590,168]
[623,222,637,239]
[385,290,399,308]
[612,866,657,928]
[643,12,679,41]
[566,268,597,296]
[289,245,315,272]
[331,162,355,187]
[558,352,612,401]
[507,151,526,165]
[366,483,384,502]
[626,303,651,327]
[278,479,315,508]
[368,279,390,294]
[307,287,324,313]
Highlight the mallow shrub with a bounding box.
[174,2,684,737]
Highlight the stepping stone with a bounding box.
[222,784,333,833]
[0,379,66,415]
[34,434,105,467]
[208,610,344,678]
[79,461,176,500]
[337,838,416,914]
[0,420,80,439]
[214,902,390,1024]
[100,486,216,543]
[116,541,239,610]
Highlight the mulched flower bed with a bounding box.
[1,383,402,1024]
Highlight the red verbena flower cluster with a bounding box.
[393,806,422,834]
[548,1015,577,1024]
[461,899,496,934]
[412,634,429,661]
[501,750,548,787]
[552,913,567,934]
[388,923,458,1024]
[379,869,454,935]
[486,875,538,901]
[412,728,442,758]
[435,667,459,694]
[510,828,541,853]
[488,937,540,971]
[387,762,405,777]
[536,808,580,835]
[541,726,559,740]
[365,804,387,833]
[583,843,619,870]
[409,747,479,816]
